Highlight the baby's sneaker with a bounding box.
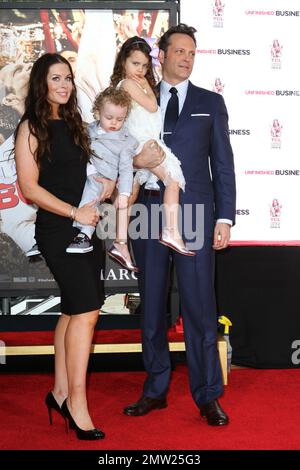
[66,232,93,253]
[26,243,41,257]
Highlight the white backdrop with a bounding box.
[181,0,300,245]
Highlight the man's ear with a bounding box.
[158,49,165,65]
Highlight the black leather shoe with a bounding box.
[199,399,229,426]
[124,396,167,416]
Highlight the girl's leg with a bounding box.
[65,309,100,430]
[150,165,195,255]
[128,182,140,207]
[151,166,185,246]
[107,192,138,271]
[52,314,70,406]
[161,180,183,242]
[114,194,133,263]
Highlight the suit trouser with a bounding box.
[74,173,104,239]
[131,193,223,407]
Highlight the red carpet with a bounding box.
[0,366,300,450]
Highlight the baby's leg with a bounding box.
[74,174,103,239]
[66,174,103,254]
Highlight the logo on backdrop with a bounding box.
[213,78,224,94]
[218,49,250,55]
[271,39,282,69]
[236,209,250,216]
[245,169,300,176]
[229,129,250,136]
[197,49,217,55]
[212,0,224,28]
[246,10,300,16]
[270,198,282,228]
[245,89,300,96]
[276,11,300,17]
[271,119,282,149]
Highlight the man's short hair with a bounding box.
[158,23,197,53]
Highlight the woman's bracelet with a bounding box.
[70,206,77,220]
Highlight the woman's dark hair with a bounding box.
[14,52,91,166]
[110,36,157,93]
[158,23,197,53]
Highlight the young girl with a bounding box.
[110,36,195,256]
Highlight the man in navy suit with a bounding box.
[124,24,236,425]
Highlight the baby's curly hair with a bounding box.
[92,86,132,120]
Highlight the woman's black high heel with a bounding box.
[61,399,105,440]
[45,391,66,425]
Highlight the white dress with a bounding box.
[119,82,186,191]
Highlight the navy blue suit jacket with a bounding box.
[159,81,236,237]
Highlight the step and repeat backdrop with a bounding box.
[0,1,299,296]
[181,0,300,245]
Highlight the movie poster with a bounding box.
[0,6,170,294]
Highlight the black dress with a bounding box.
[35,120,105,315]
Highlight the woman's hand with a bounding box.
[93,176,116,201]
[74,200,99,226]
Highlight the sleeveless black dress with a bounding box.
[35,120,105,315]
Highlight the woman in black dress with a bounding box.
[15,53,114,440]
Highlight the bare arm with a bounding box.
[121,78,158,113]
[15,121,99,226]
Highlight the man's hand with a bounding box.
[213,223,231,250]
[93,176,116,201]
[133,140,165,169]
